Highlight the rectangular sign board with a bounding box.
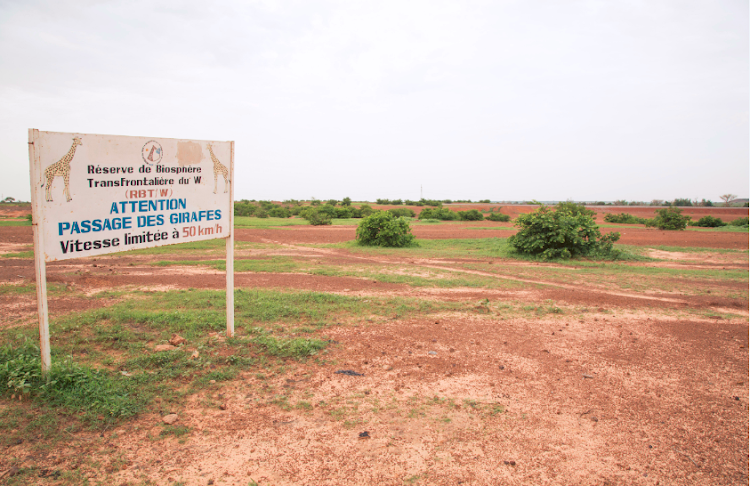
[29,130,233,261]
[29,129,236,372]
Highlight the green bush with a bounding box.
[268,207,291,218]
[457,209,484,221]
[556,201,595,218]
[419,198,442,207]
[647,206,691,230]
[388,208,416,218]
[333,207,353,218]
[255,208,269,218]
[234,201,258,216]
[486,212,510,222]
[690,215,726,227]
[351,204,375,218]
[317,204,336,218]
[478,199,491,203]
[376,198,402,205]
[341,197,352,206]
[418,207,458,220]
[672,198,693,206]
[603,213,647,224]
[356,211,416,247]
[300,208,332,226]
[730,216,749,227]
[507,205,620,260]
[327,199,338,206]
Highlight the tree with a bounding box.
[341,197,352,206]
[720,194,737,205]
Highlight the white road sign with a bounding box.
[29,130,233,261]
[28,129,236,373]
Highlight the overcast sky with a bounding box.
[1,0,747,203]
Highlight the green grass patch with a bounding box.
[252,334,328,358]
[0,219,31,226]
[0,342,148,421]
[621,244,748,255]
[235,216,309,228]
[686,225,749,233]
[332,237,643,263]
[0,283,37,295]
[1,250,34,259]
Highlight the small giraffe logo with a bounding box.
[43,137,82,202]
[207,143,229,194]
[141,140,163,165]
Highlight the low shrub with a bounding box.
[603,213,647,224]
[356,211,416,247]
[457,209,484,221]
[478,199,491,203]
[300,208,332,226]
[388,208,416,218]
[234,201,258,216]
[690,215,726,227]
[672,198,693,207]
[730,216,749,227]
[556,201,595,218]
[268,207,291,218]
[646,206,691,230]
[507,205,620,260]
[255,209,269,218]
[334,207,353,219]
[419,198,442,207]
[351,204,375,218]
[418,207,458,220]
[317,205,337,218]
[486,212,510,222]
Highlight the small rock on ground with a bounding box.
[169,334,187,346]
[162,414,179,425]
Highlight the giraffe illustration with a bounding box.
[207,143,229,194]
[43,137,82,202]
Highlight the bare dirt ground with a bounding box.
[0,222,748,486]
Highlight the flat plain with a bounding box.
[0,204,747,486]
